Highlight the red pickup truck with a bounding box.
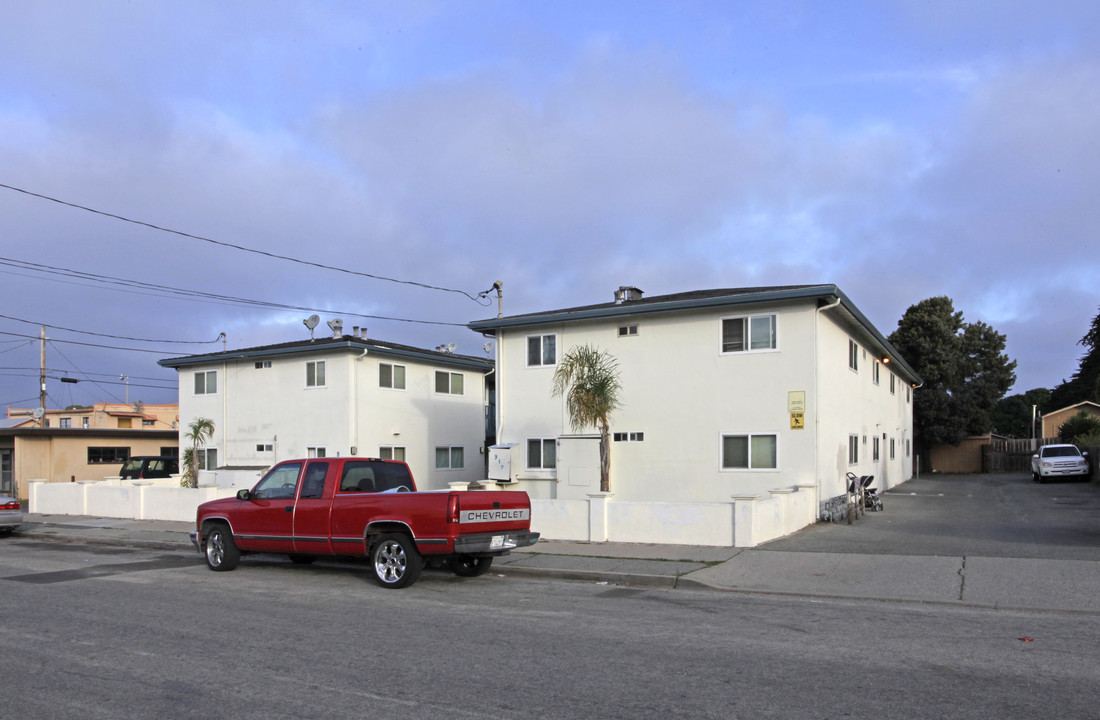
[189,457,539,588]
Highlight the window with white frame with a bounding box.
[613,432,645,442]
[197,447,218,471]
[81,417,89,429]
[873,361,880,385]
[256,444,273,452]
[890,438,896,460]
[307,446,327,458]
[618,325,638,337]
[435,371,464,395]
[254,360,271,369]
[890,374,896,394]
[721,314,776,353]
[194,370,217,395]
[59,418,71,429]
[527,438,556,469]
[379,363,406,390]
[306,361,326,388]
[873,436,880,462]
[848,340,859,372]
[849,434,859,464]
[721,433,778,470]
[527,334,557,366]
[379,446,406,462]
[435,446,465,470]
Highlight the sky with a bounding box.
[1,0,1098,411]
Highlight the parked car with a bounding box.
[1031,444,1090,482]
[0,495,22,537]
[119,456,180,480]
[191,457,539,588]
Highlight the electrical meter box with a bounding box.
[487,444,516,482]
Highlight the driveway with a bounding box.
[762,472,1100,560]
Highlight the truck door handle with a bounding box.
[285,505,294,513]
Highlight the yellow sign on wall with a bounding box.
[790,412,805,429]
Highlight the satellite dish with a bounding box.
[447,343,457,353]
[32,407,45,420]
[303,315,320,340]
[482,341,495,355]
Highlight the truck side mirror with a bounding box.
[236,489,252,501]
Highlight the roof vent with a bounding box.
[327,318,343,338]
[614,286,644,304]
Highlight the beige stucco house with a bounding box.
[1041,400,1100,439]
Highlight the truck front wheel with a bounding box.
[370,533,423,589]
[204,523,240,572]
[452,556,493,577]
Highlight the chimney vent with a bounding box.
[614,286,644,304]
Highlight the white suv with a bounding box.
[1031,444,1090,482]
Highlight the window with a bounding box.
[435,446,465,470]
[252,462,301,500]
[142,419,155,427]
[380,363,406,390]
[848,340,859,372]
[88,447,130,464]
[890,374,896,395]
[527,438,557,469]
[117,417,132,429]
[307,446,327,458]
[873,361,880,385]
[721,434,778,470]
[906,439,911,457]
[306,361,326,388]
[254,360,271,369]
[618,325,638,337]
[379,446,407,462]
[849,434,859,465]
[613,432,645,442]
[890,438,896,460]
[527,334,557,366]
[339,460,414,493]
[82,417,89,429]
[256,444,273,452]
[59,418,71,429]
[721,315,776,353]
[194,370,217,395]
[873,437,880,462]
[907,386,911,403]
[300,462,328,499]
[197,448,217,471]
[435,371,464,395]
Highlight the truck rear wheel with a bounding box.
[204,523,240,572]
[370,533,423,589]
[452,556,493,577]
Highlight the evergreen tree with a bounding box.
[1049,307,1100,409]
[888,297,1017,460]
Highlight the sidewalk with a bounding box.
[11,513,1100,614]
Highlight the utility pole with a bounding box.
[39,325,46,426]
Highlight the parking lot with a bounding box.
[764,472,1100,560]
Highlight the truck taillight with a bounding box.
[447,493,460,524]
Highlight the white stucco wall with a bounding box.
[175,347,489,492]
[494,296,914,508]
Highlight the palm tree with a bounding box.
[182,417,215,488]
[551,345,623,493]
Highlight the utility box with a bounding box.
[487,444,516,482]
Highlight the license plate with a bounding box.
[490,535,516,550]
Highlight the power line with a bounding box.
[0,330,175,355]
[0,313,222,345]
[0,182,492,303]
[0,256,469,327]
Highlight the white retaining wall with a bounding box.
[29,478,819,548]
[29,480,237,523]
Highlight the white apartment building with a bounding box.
[468,285,920,509]
[159,333,493,491]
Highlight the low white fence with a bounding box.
[531,483,818,548]
[29,479,237,523]
[29,478,820,548]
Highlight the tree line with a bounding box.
[889,298,1100,457]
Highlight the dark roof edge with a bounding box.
[468,284,922,386]
[158,338,493,372]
